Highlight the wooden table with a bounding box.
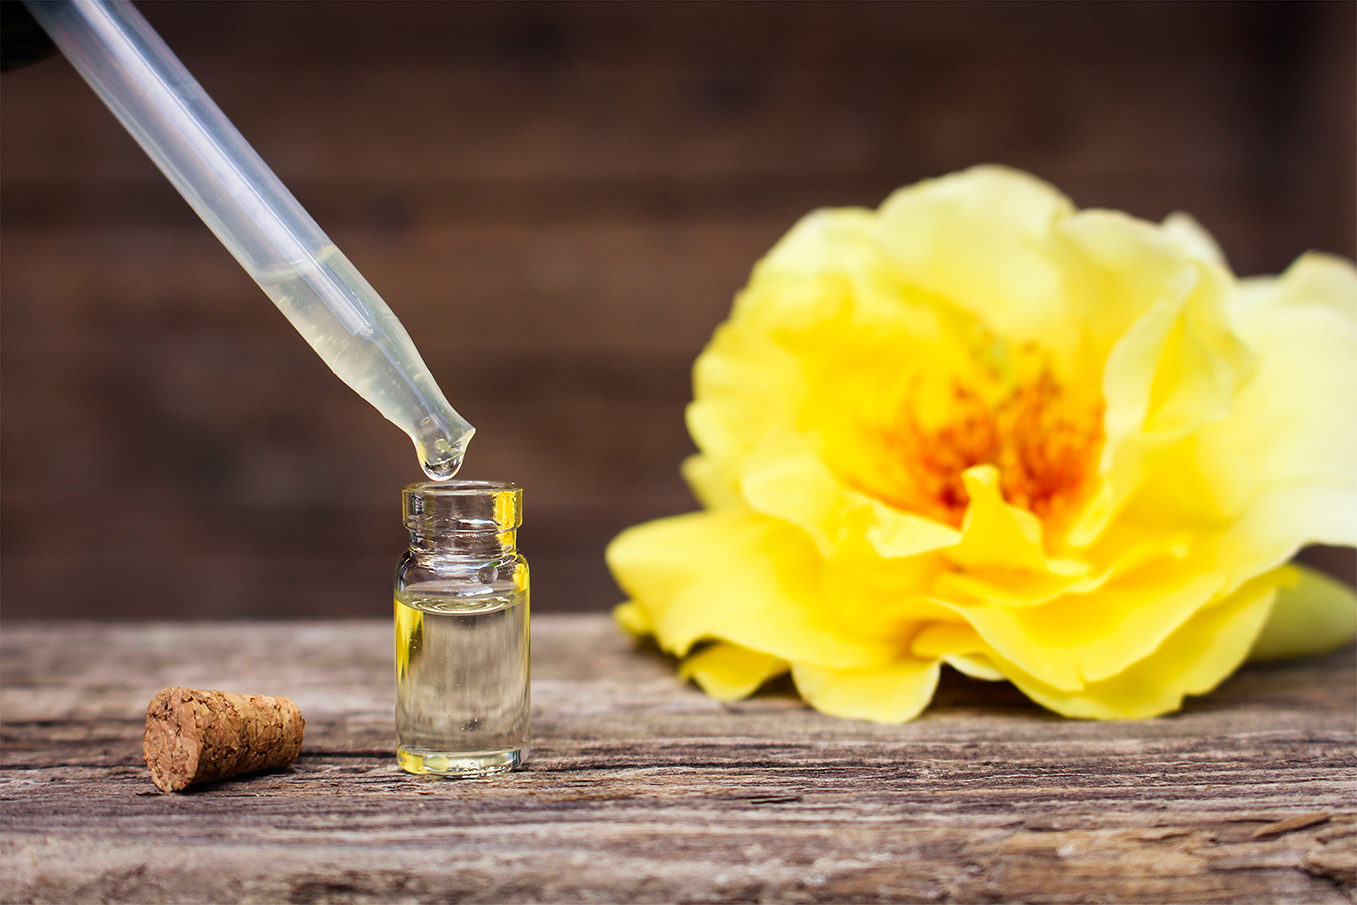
[2,616,1354,903]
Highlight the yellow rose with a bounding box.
[608,166,1357,722]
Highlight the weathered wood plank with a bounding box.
[1,617,1353,903]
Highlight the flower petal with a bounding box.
[1195,254,1357,577]
[947,466,1087,578]
[1249,564,1357,661]
[740,432,846,554]
[680,642,789,700]
[1160,212,1228,269]
[996,569,1281,719]
[1068,243,1251,546]
[681,453,742,511]
[754,207,883,291]
[948,465,1045,570]
[876,166,1073,348]
[1057,207,1232,364]
[606,509,896,669]
[862,499,962,559]
[912,621,1006,681]
[791,658,941,723]
[687,321,805,472]
[614,600,653,636]
[952,549,1249,690]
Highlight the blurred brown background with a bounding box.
[2,1,1353,621]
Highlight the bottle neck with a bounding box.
[408,528,517,559]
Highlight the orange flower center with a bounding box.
[847,365,1104,528]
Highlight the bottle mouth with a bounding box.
[403,481,522,532]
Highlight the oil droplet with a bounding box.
[420,449,465,481]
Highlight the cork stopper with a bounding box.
[143,686,305,792]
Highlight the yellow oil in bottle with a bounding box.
[394,586,529,775]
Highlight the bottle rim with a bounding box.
[406,480,520,495]
[403,481,522,532]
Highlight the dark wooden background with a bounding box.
[2,1,1353,620]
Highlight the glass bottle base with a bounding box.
[397,746,524,777]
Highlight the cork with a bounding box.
[143,686,305,792]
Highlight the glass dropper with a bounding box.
[23,0,473,480]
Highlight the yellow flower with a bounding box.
[608,166,1357,722]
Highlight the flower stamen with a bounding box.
[850,366,1103,528]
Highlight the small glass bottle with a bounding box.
[394,481,529,776]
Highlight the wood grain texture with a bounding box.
[2,1,1354,619]
[2,617,1354,903]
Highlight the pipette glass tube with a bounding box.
[24,0,473,479]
